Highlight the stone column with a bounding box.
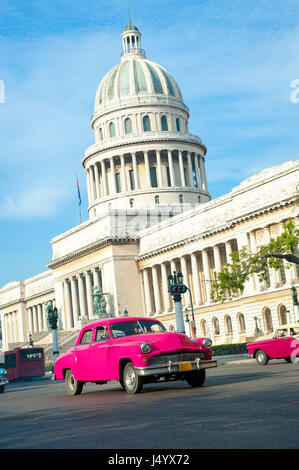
[27,307,33,335]
[94,163,101,199]
[194,153,200,188]
[161,262,172,312]
[86,169,92,203]
[202,249,211,302]
[144,151,151,188]
[178,150,186,186]
[64,280,74,329]
[187,151,193,187]
[101,160,108,197]
[190,253,202,305]
[120,154,128,192]
[37,304,43,331]
[180,256,190,307]
[90,166,97,201]
[132,152,140,189]
[85,271,95,319]
[167,150,175,187]
[156,150,163,187]
[32,305,38,333]
[213,245,222,273]
[70,277,80,324]
[143,269,153,316]
[225,241,232,263]
[152,266,162,314]
[77,274,88,319]
[110,157,116,194]
[199,156,207,191]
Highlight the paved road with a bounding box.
[1,360,299,449]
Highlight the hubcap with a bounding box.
[126,367,136,389]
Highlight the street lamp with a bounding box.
[291,286,299,322]
[168,271,186,334]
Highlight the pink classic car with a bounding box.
[247,322,299,365]
[54,317,217,394]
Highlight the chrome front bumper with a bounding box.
[135,358,217,377]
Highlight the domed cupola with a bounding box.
[83,21,210,220]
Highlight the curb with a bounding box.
[214,354,254,366]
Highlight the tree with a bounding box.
[211,218,299,303]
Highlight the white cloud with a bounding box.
[0,186,68,219]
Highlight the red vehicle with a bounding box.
[1,347,45,381]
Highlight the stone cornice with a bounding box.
[47,236,138,269]
[137,197,296,261]
[82,135,207,166]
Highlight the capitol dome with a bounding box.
[93,24,185,119]
[84,22,210,219]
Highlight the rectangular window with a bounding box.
[115,173,121,193]
[129,169,135,190]
[150,167,158,188]
[166,167,171,187]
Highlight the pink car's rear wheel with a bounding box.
[65,369,83,396]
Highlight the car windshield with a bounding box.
[110,320,166,338]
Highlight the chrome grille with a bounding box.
[149,352,206,365]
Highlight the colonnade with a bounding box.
[26,299,55,335]
[86,149,208,203]
[2,310,20,345]
[140,224,299,317]
[62,267,102,329]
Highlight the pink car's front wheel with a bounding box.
[255,350,269,365]
[123,362,144,394]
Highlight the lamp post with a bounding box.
[28,333,34,348]
[44,301,59,364]
[291,286,299,322]
[124,308,128,317]
[168,271,186,334]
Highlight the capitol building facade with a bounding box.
[1,22,298,352]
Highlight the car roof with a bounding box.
[80,316,160,331]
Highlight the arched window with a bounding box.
[278,304,288,325]
[176,118,180,132]
[179,194,183,204]
[161,115,168,131]
[109,122,116,138]
[212,317,220,336]
[238,313,246,332]
[99,127,103,140]
[225,316,233,334]
[155,195,160,205]
[263,307,273,333]
[143,115,151,132]
[200,319,207,337]
[124,118,132,134]
[129,198,134,208]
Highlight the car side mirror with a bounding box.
[101,335,109,340]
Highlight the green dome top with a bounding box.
[122,23,139,33]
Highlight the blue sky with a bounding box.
[0,0,298,287]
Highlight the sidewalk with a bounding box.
[213,353,253,365]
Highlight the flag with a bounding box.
[77,177,81,205]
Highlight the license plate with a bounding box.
[179,362,192,372]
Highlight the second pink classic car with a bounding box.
[54,317,217,394]
[247,322,299,365]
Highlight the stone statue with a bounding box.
[44,300,59,330]
[92,286,109,318]
[291,286,298,306]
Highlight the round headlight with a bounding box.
[203,338,212,348]
[140,342,151,354]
